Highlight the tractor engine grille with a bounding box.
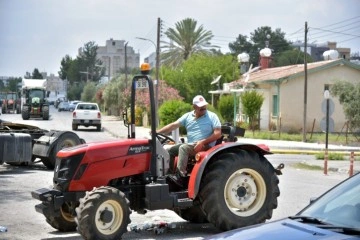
[53,153,84,191]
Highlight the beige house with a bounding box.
[229,59,360,133]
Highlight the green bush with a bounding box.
[218,95,234,123]
[159,100,192,125]
[158,100,224,135]
[207,104,224,124]
[315,152,345,160]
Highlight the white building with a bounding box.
[97,39,140,79]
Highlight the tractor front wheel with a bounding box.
[21,106,30,120]
[40,201,77,232]
[75,186,131,240]
[42,105,49,120]
[199,150,279,231]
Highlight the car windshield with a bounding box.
[77,104,97,110]
[296,173,360,229]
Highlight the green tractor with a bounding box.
[21,79,50,120]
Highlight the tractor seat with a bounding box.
[215,124,245,145]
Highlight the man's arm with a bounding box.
[157,121,181,135]
[194,127,222,152]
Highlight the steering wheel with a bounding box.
[156,133,175,145]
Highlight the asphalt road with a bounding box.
[0,107,350,240]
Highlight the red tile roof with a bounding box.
[229,59,339,87]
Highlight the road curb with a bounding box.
[271,149,360,155]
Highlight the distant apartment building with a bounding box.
[96,39,140,80]
[41,72,67,94]
[144,52,156,68]
[291,41,351,61]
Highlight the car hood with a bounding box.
[205,218,359,240]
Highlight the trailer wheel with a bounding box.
[176,199,208,223]
[42,105,49,120]
[199,150,279,231]
[76,186,131,240]
[22,106,30,120]
[42,132,82,169]
[40,202,77,232]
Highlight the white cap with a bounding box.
[192,95,208,107]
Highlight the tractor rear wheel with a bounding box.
[176,199,208,223]
[199,150,279,231]
[41,131,82,169]
[75,186,131,240]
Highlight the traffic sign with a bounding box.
[320,117,335,132]
[321,99,335,115]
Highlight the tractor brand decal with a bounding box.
[128,145,151,155]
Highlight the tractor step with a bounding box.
[176,197,193,208]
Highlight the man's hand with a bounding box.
[194,140,206,153]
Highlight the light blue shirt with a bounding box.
[177,110,221,146]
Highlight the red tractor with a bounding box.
[32,65,284,240]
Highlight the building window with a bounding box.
[112,41,115,46]
[272,95,278,117]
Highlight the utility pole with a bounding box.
[302,21,308,142]
[125,41,128,88]
[155,17,161,127]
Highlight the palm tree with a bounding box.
[161,18,216,67]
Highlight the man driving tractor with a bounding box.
[156,95,222,187]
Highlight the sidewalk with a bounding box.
[101,116,360,174]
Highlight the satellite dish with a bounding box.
[211,75,222,85]
[260,48,272,57]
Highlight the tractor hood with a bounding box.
[58,138,153,191]
[57,138,151,162]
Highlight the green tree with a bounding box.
[66,58,82,85]
[331,81,360,130]
[103,75,129,116]
[162,18,217,67]
[161,54,239,103]
[59,41,103,84]
[77,41,103,82]
[0,80,4,91]
[229,26,291,66]
[58,55,73,80]
[218,94,234,123]
[275,49,313,67]
[67,82,85,100]
[31,68,44,79]
[240,90,264,133]
[81,82,97,102]
[5,77,22,92]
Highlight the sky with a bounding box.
[1,0,359,77]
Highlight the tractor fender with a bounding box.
[32,130,85,158]
[188,142,273,199]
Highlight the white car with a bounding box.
[72,102,101,131]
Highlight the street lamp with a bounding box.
[323,89,330,175]
[136,37,160,127]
